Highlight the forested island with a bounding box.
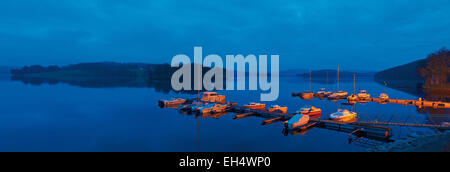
[9,62,224,93]
[10,62,178,93]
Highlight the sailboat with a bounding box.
[328,65,348,100]
[347,73,358,101]
[316,71,332,98]
[300,69,314,99]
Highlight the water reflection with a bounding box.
[10,75,197,94]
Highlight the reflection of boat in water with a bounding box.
[197,112,230,119]
[197,103,228,114]
[201,92,226,103]
[357,90,371,99]
[297,106,322,118]
[268,105,288,113]
[243,102,266,110]
[158,98,187,107]
[330,109,357,122]
[178,101,202,111]
[283,114,310,129]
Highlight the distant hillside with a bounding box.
[279,69,308,77]
[298,69,375,78]
[374,59,426,81]
[9,62,229,93]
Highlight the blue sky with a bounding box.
[0,0,449,70]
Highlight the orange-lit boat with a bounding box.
[329,109,357,122]
[198,103,228,114]
[158,98,187,107]
[357,90,371,99]
[243,102,266,110]
[297,106,322,118]
[268,105,288,113]
[328,91,348,99]
[201,92,226,103]
[347,94,358,101]
[300,91,315,99]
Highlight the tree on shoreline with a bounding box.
[418,47,450,88]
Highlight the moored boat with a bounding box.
[328,91,348,99]
[268,105,288,113]
[283,114,310,129]
[316,88,332,97]
[357,90,371,99]
[347,94,358,101]
[297,106,322,118]
[329,109,357,122]
[379,93,389,101]
[198,103,228,114]
[300,91,315,99]
[158,98,187,107]
[201,92,226,103]
[243,102,266,110]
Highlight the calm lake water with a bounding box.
[0,74,447,152]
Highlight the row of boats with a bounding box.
[296,88,389,102]
[159,91,359,130]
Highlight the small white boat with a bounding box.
[357,90,371,99]
[330,109,357,122]
[283,114,310,129]
[268,105,288,113]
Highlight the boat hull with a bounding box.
[301,111,322,118]
[243,105,266,110]
[330,113,357,122]
[300,92,315,99]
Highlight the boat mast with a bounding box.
[326,71,328,90]
[309,68,312,91]
[337,65,340,91]
[353,73,356,95]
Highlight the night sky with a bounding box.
[1,0,449,70]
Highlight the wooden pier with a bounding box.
[292,92,450,109]
[352,121,450,129]
[230,105,394,140]
[371,98,450,108]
